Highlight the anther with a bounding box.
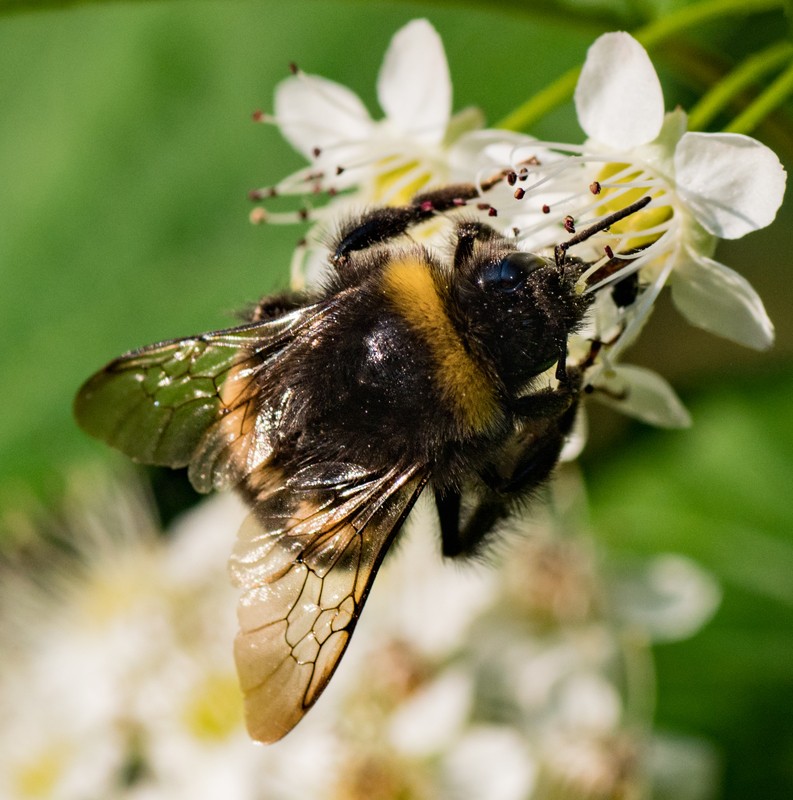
[312,146,322,158]
[507,172,517,186]
[590,181,601,195]
[514,188,525,200]
[542,204,550,214]
[564,216,576,233]
[289,62,299,75]
[250,208,268,224]
[605,245,614,259]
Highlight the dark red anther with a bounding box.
[542,204,550,214]
[335,166,345,176]
[251,109,266,123]
[507,172,517,186]
[564,215,575,233]
[289,62,299,75]
[590,181,601,195]
[488,207,498,217]
[514,188,525,200]
[248,189,263,201]
[605,245,614,259]
[298,208,309,221]
[312,147,322,158]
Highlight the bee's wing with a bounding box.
[231,461,429,743]
[74,303,328,493]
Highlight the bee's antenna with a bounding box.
[554,196,652,266]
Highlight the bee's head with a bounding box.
[452,246,593,392]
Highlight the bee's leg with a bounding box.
[437,394,580,558]
[435,488,508,558]
[331,173,506,266]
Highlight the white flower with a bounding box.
[575,32,784,351]
[490,32,784,353]
[251,18,484,287]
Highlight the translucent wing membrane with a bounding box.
[231,462,429,743]
[74,304,326,493]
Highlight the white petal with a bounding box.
[377,19,451,144]
[675,132,787,238]
[274,73,374,158]
[593,364,691,428]
[575,32,664,149]
[611,554,721,642]
[671,252,774,349]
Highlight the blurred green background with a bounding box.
[1,1,791,797]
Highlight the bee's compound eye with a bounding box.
[480,252,546,293]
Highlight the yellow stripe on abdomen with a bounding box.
[382,257,499,433]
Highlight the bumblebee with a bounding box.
[75,182,643,743]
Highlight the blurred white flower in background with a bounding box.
[0,471,721,799]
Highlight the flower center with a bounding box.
[593,162,673,250]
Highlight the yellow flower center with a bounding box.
[372,158,431,206]
[594,163,672,250]
[14,744,68,798]
[182,671,244,741]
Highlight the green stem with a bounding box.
[496,0,786,132]
[497,67,580,132]
[688,42,793,131]
[635,0,782,49]
[725,58,793,134]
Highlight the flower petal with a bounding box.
[377,19,451,144]
[274,73,374,158]
[611,555,721,642]
[671,252,774,349]
[575,32,664,149]
[675,132,787,238]
[592,364,692,428]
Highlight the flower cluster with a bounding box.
[1,473,720,799]
[252,21,785,429]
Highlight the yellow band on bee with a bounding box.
[383,257,499,433]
